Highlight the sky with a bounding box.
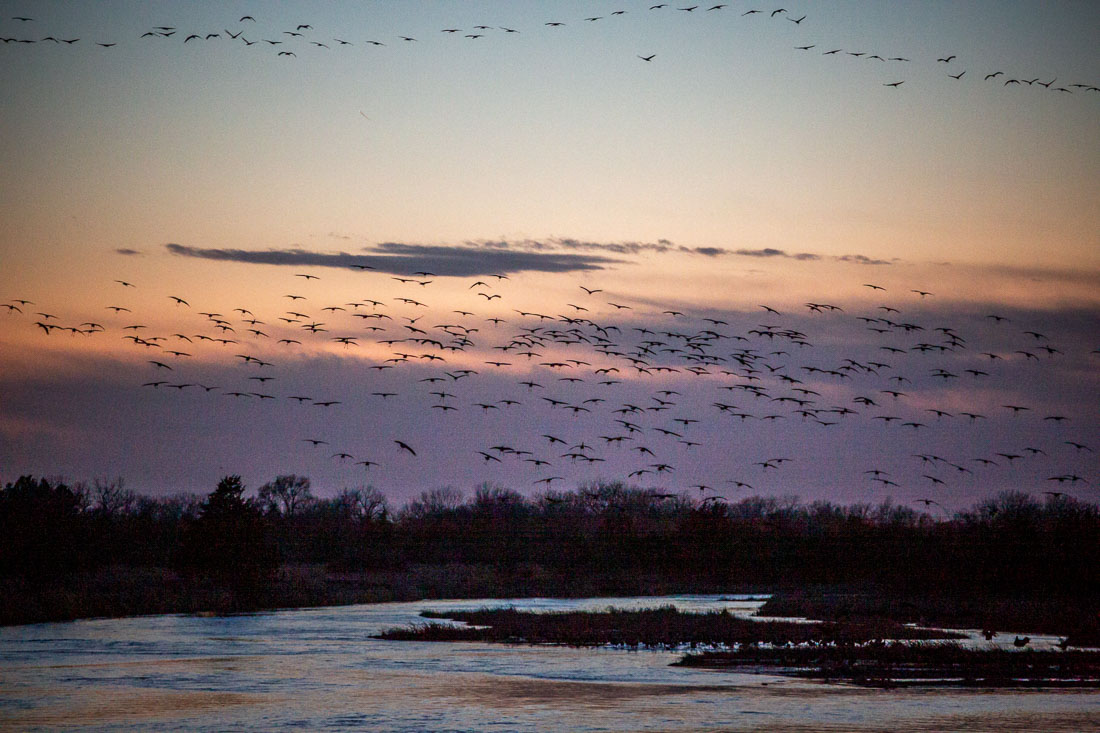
[1,1,1097,510]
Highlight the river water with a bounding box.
[1,595,1096,732]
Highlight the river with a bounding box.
[1,595,1096,731]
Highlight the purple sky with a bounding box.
[2,242,1096,510]
[1,2,1097,510]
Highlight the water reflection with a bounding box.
[1,595,1097,732]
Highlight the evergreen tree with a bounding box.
[174,475,279,592]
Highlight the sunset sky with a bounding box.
[1,1,1097,509]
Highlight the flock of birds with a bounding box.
[2,6,1098,98]
[3,4,1096,507]
[5,261,1097,510]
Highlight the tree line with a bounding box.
[2,474,1097,600]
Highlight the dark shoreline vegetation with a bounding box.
[674,644,1100,688]
[376,606,963,646]
[754,592,1100,647]
[376,608,1100,688]
[2,474,1098,641]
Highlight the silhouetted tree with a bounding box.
[401,486,465,519]
[323,486,393,569]
[257,474,314,517]
[174,475,278,593]
[0,475,89,579]
[335,486,389,521]
[90,477,137,518]
[3,473,1097,605]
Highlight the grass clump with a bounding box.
[376,605,961,648]
[676,641,1100,688]
[757,590,1100,647]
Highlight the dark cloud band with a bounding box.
[165,242,622,277]
[165,240,896,275]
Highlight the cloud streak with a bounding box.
[473,239,893,264]
[165,243,624,277]
[166,240,896,276]
[733,247,820,261]
[836,254,895,265]
[733,248,894,265]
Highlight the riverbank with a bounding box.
[3,564,1097,647]
[0,563,755,626]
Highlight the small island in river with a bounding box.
[378,605,1100,688]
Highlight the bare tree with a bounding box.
[335,486,389,521]
[401,486,463,519]
[91,477,137,517]
[257,475,314,517]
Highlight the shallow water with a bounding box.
[1,595,1097,732]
